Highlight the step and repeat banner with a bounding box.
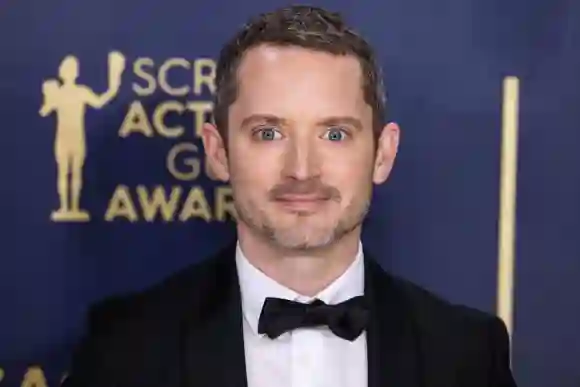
[1,0,579,386]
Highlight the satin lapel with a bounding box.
[364,256,425,387]
[181,244,248,387]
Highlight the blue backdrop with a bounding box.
[1,0,579,386]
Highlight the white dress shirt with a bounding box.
[235,242,368,387]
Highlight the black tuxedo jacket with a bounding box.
[63,243,517,387]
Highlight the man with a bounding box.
[63,5,517,387]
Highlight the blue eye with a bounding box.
[256,128,282,141]
[324,127,347,141]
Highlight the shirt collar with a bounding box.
[235,241,365,336]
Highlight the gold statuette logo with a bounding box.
[40,51,126,222]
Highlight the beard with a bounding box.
[232,178,371,252]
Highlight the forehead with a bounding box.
[231,45,370,120]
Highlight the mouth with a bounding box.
[274,195,330,212]
[276,194,328,201]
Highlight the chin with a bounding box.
[268,225,338,249]
[272,234,336,251]
[276,212,335,229]
[275,204,333,218]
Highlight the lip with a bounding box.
[276,195,327,202]
[275,196,328,211]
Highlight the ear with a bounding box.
[372,122,400,184]
[201,122,230,182]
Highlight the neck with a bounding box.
[237,225,362,297]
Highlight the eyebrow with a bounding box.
[239,114,289,129]
[317,116,364,131]
[239,114,364,131]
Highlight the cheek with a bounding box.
[322,150,374,185]
[320,157,374,206]
[229,147,281,193]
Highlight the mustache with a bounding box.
[268,179,341,201]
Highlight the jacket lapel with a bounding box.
[365,255,424,387]
[181,243,248,387]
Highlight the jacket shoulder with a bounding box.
[63,244,238,386]
[85,242,237,333]
[393,275,502,327]
[389,275,513,384]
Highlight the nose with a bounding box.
[281,137,321,180]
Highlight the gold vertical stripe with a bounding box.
[497,76,520,344]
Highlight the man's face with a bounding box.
[203,45,399,251]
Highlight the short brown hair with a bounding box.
[212,5,387,141]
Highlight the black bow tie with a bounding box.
[257,296,370,341]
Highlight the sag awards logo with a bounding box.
[39,51,234,223]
